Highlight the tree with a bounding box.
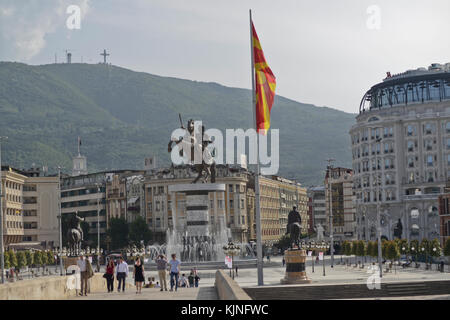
[4,251,11,270]
[8,250,17,268]
[386,241,400,272]
[25,250,33,267]
[33,251,43,270]
[16,251,27,271]
[410,239,419,267]
[351,241,358,265]
[41,251,48,266]
[107,217,129,250]
[429,238,442,268]
[46,250,55,265]
[341,241,350,265]
[356,241,366,267]
[381,240,389,260]
[398,239,409,257]
[420,238,430,268]
[128,216,152,247]
[444,238,450,257]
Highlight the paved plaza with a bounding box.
[69,255,450,300]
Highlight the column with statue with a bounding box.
[281,206,311,284]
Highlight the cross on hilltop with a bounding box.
[100,49,110,64]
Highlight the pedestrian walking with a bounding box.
[105,259,115,293]
[156,254,168,291]
[194,272,200,287]
[188,271,194,288]
[282,257,286,267]
[235,266,238,277]
[116,257,129,292]
[134,256,145,294]
[168,253,181,292]
[77,255,89,296]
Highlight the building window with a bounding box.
[229,185,233,193]
[426,155,434,167]
[424,139,433,151]
[424,123,436,135]
[446,122,450,134]
[407,125,416,136]
[407,140,415,152]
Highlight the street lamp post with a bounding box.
[95,183,101,272]
[57,166,64,276]
[0,136,7,284]
[375,136,383,278]
[326,159,335,268]
[223,242,240,280]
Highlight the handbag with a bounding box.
[103,273,108,279]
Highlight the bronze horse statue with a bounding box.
[67,212,84,256]
[168,117,216,183]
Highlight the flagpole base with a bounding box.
[281,249,312,284]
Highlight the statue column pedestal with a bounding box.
[281,249,312,284]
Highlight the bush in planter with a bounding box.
[351,241,358,266]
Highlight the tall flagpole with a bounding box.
[250,9,264,286]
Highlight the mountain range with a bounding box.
[0,62,356,186]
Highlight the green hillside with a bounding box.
[0,62,355,186]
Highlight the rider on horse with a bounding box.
[74,212,84,241]
[286,206,302,248]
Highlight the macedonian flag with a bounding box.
[252,22,276,134]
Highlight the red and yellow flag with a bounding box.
[252,22,276,134]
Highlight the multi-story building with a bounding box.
[106,174,127,221]
[61,172,108,246]
[307,186,326,234]
[125,174,145,223]
[62,169,144,247]
[22,168,59,246]
[144,165,249,243]
[350,63,450,242]
[325,167,357,242]
[248,174,308,246]
[144,165,308,246]
[1,166,59,248]
[1,166,26,245]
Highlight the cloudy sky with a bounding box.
[0,0,449,113]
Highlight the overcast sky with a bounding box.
[1,0,449,113]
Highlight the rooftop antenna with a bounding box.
[100,49,110,64]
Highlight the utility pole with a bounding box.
[326,158,335,268]
[0,136,7,284]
